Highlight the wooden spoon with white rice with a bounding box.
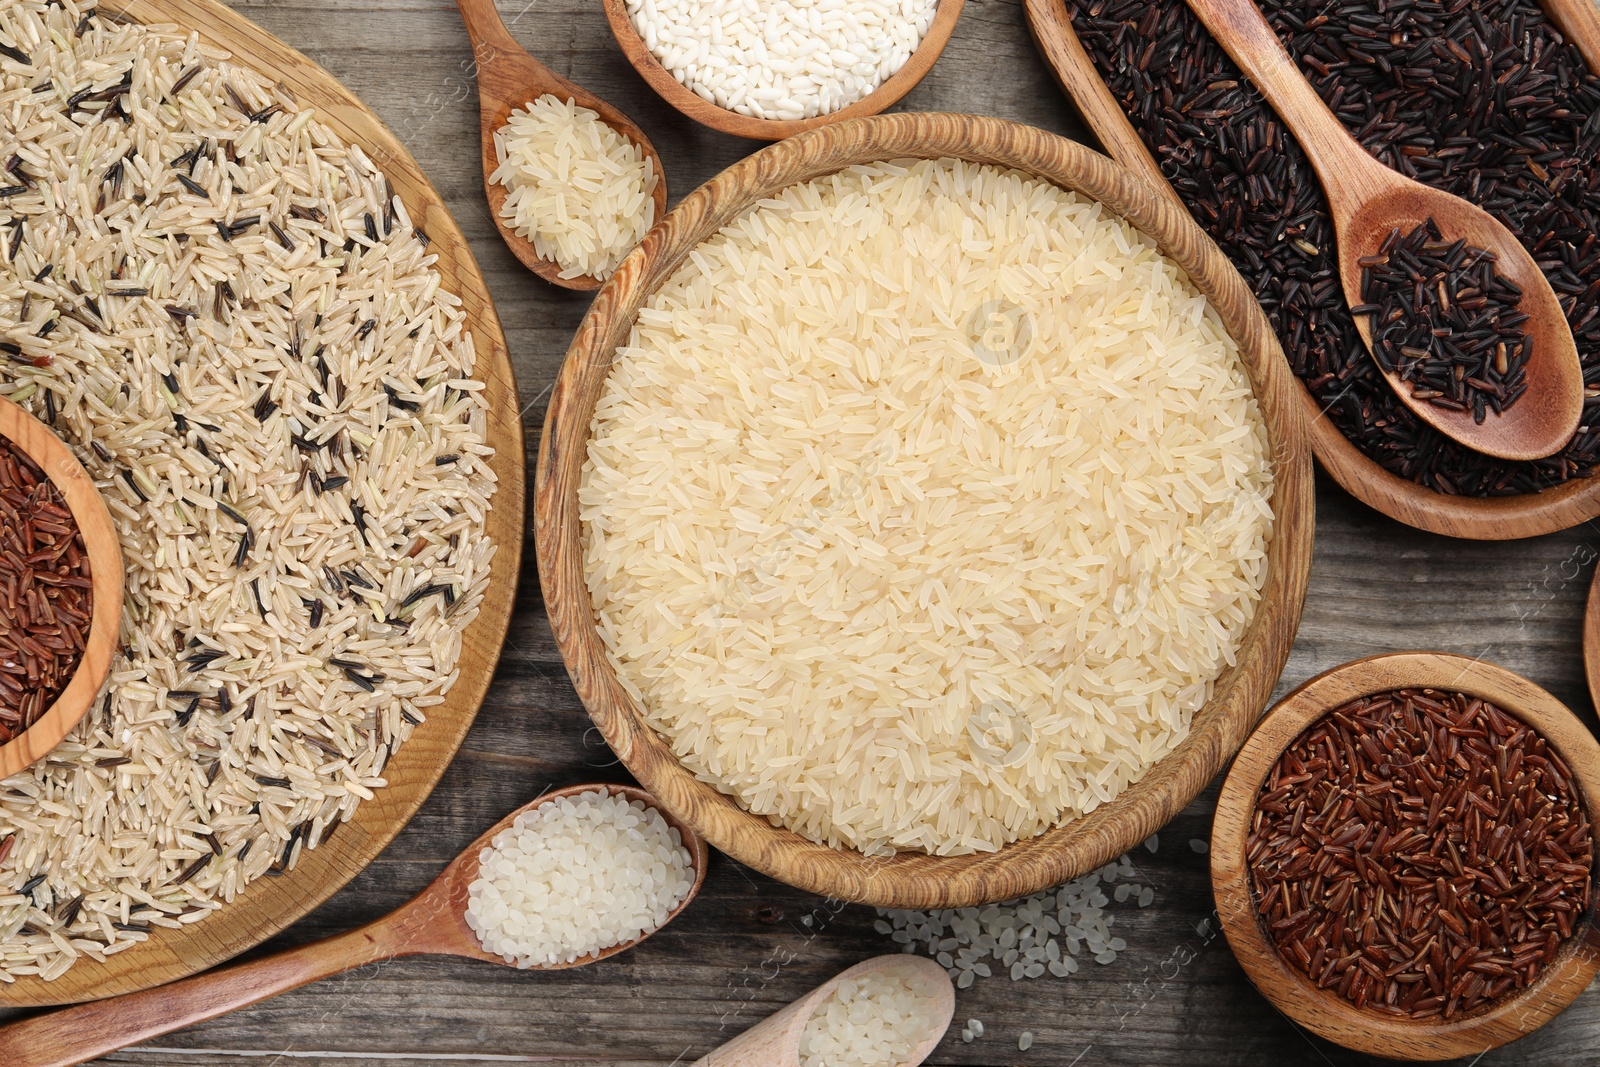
[0,784,708,1067]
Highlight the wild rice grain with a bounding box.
[1354,219,1531,423]
[1070,0,1600,495]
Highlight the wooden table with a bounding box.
[6,0,1599,1063]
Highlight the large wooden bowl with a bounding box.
[0,396,124,780]
[1212,653,1600,1061]
[1024,0,1600,540]
[0,0,525,1008]
[536,112,1314,909]
[600,0,965,141]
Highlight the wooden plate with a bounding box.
[600,0,965,141]
[1212,653,1600,1060]
[1024,0,1600,541]
[536,112,1314,909]
[0,0,525,1008]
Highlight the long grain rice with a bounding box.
[580,158,1273,857]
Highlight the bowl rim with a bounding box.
[1210,651,1600,1061]
[535,111,1314,908]
[0,394,124,779]
[1301,387,1600,541]
[599,0,966,141]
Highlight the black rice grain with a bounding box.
[1069,0,1600,494]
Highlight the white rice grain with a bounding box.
[465,789,694,968]
[798,970,944,1067]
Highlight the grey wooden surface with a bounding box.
[4,0,1600,1063]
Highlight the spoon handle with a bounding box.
[0,916,419,1067]
[1181,0,1388,197]
[455,0,527,62]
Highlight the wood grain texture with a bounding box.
[456,0,668,290]
[1543,0,1600,79]
[0,0,527,1010]
[1183,0,1583,463]
[0,397,124,780]
[1586,566,1600,715]
[692,955,952,1067]
[1,1,1598,1064]
[536,111,1316,909]
[600,0,966,140]
[1211,652,1600,1061]
[0,784,708,1067]
[1025,0,1600,537]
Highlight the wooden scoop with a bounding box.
[1183,0,1584,462]
[0,783,709,1067]
[456,0,668,290]
[692,955,954,1067]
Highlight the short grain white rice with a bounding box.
[797,970,944,1067]
[878,855,1148,988]
[624,0,939,121]
[0,1,495,982]
[465,789,693,967]
[489,96,656,282]
[581,158,1274,857]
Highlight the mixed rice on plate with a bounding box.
[0,1,496,982]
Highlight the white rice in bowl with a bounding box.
[580,157,1274,858]
[0,2,496,981]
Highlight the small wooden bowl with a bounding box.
[1024,0,1600,540]
[1212,652,1600,1061]
[0,395,124,778]
[536,112,1314,909]
[600,0,965,141]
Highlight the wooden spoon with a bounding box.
[456,0,668,290]
[691,954,954,1066]
[0,394,123,778]
[1183,0,1584,462]
[0,783,709,1067]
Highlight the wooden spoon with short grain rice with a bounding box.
[0,783,708,1067]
